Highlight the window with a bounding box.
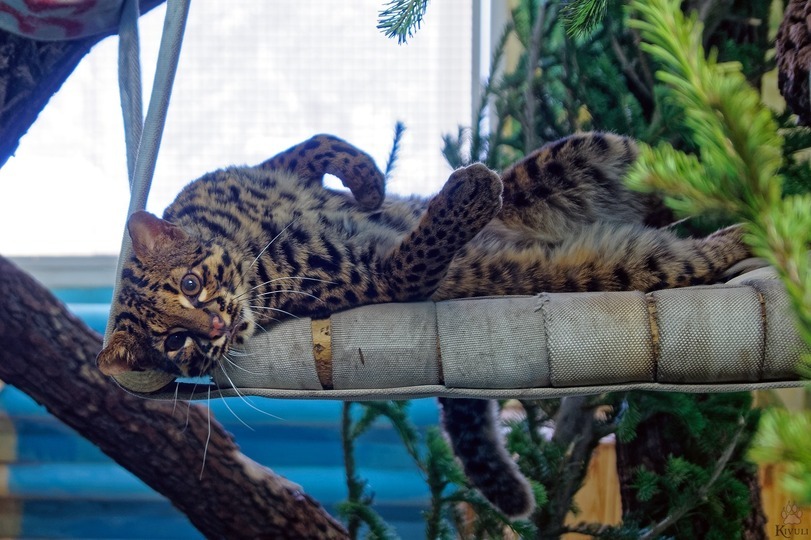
[0,1,475,259]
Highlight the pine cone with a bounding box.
[777,0,811,125]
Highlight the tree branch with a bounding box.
[545,395,603,534]
[523,0,547,152]
[0,256,348,539]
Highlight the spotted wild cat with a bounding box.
[97,132,750,518]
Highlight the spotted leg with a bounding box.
[381,163,503,302]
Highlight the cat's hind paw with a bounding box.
[382,164,502,301]
[440,163,504,229]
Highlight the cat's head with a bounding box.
[97,211,257,378]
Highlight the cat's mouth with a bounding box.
[210,313,244,352]
[208,314,229,340]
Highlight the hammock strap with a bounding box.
[105,0,191,342]
[117,0,142,184]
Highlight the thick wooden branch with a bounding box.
[0,256,348,539]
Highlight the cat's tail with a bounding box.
[439,397,535,518]
[257,134,384,209]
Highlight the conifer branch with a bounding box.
[626,0,811,363]
[749,408,811,504]
[385,121,406,180]
[563,0,610,36]
[377,0,430,44]
[339,402,395,539]
[639,417,746,540]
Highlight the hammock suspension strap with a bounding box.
[105,0,191,342]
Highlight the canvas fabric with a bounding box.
[121,272,807,401]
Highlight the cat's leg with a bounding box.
[544,222,751,292]
[257,134,385,209]
[438,398,535,518]
[380,163,503,302]
[498,132,669,240]
[439,222,751,298]
[434,225,750,518]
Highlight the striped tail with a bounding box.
[439,397,535,518]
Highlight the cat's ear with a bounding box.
[127,211,189,259]
[96,331,147,376]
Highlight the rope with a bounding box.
[105,0,191,342]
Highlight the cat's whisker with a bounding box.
[271,276,336,285]
[248,220,297,270]
[252,320,272,333]
[253,289,324,303]
[240,275,335,298]
[199,385,212,481]
[218,365,284,421]
[244,311,278,325]
[183,383,198,433]
[225,348,258,358]
[248,306,301,319]
[171,382,180,417]
[212,376,255,432]
[220,353,261,375]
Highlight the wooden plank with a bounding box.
[564,439,621,538]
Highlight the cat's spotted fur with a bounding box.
[97,132,749,518]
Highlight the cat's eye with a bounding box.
[165,332,188,352]
[180,273,202,296]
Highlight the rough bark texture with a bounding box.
[0,256,348,539]
[776,0,811,125]
[0,0,166,168]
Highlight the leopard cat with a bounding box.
[97,132,750,518]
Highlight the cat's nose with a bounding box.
[208,314,226,338]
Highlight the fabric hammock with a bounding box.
[114,266,808,399]
[11,0,804,399]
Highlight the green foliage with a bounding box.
[384,121,406,180]
[336,501,399,540]
[562,0,610,36]
[341,401,535,539]
[750,408,811,504]
[339,402,396,539]
[780,122,811,196]
[618,392,760,539]
[377,0,430,44]
[633,468,660,502]
[625,0,811,363]
[705,0,773,86]
[618,392,760,538]
[442,0,667,170]
[347,0,802,536]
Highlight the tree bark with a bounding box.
[0,0,167,168]
[0,256,348,539]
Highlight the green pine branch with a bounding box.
[340,402,396,539]
[563,0,611,36]
[625,0,811,507]
[749,408,811,504]
[377,0,430,44]
[638,418,746,540]
[625,0,811,358]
